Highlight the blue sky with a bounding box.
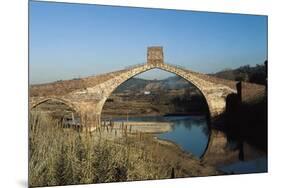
[29,1,267,84]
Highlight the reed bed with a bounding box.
[29,111,181,187]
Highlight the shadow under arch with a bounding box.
[100,66,213,159]
[31,97,79,112]
[30,97,81,129]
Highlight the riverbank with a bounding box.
[99,118,267,175]
[30,112,221,187]
[139,135,221,177]
[92,128,221,178]
[92,121,221,177]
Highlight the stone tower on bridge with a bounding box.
[147,46,164,65]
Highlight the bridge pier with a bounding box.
[80,111,100,132]
[78,102,102,132]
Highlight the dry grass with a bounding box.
[29,111,218,187]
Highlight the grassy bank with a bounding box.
[29,112,219,187]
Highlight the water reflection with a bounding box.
[112,115,210,158]
[156,116,209,158]
[218,157,267,174]
[111,115,267,174]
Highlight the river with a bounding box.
[112,115,267,174]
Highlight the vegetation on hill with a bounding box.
[102,76,208,117]
[171,89,209,114]
[211,61,267,85]
[114,76,191,93]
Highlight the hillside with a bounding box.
[102,76,207,118]
[114,76,191,94]
[211,62,267,85]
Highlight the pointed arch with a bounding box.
[31,97,79,113]
[96,63,234,121]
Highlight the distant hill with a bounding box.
[115,62,267,94]
[114,76,191,93]
[104,75,207,117]
[114,77,149,93]
[211,62,267,85]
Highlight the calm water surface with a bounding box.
[113,115,209,158]
[155,116,209,158]
[219,157,267,174]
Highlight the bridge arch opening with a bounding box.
[100,67,212,158]
[30,98,81,130]
[102,68,210,118]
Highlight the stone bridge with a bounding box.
[30,47,265,132]
[30,47,267,160]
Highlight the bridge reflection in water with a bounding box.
[106,115,267,174]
